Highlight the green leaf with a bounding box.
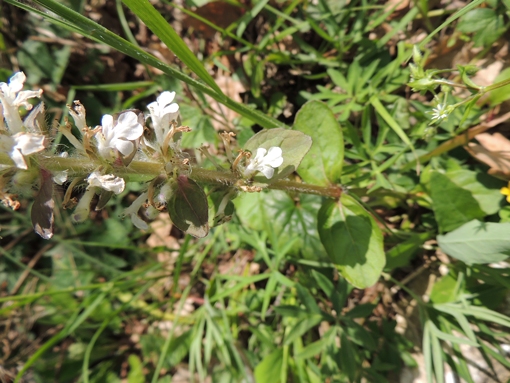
[457,8,497,33]
[292,101,344,186]
[429,171,486,232]
[168,176,209,238]
[317,194,385,288]
[437,219,510,265]
[243,128,312,181]
[127,354,144,383]
[254,349,283,383]
[430,274,458,304]
[489,67,510,106]
[121,0,222,96]
[234,190,327,260]
[385,232,433,270]
[441,170,503,215]
[338,331,358,382]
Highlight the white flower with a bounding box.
[429,103,452,124]
[0,72,43,134]
[147,91,179,144]
[0,132,46,169]
[243,146,284,179]
[96,111,143,160]
[87,171,125,194]
[121,191,149,230]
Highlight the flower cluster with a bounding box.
[0,72,45,170]
[0,72,285,239]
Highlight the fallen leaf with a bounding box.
[465,132,510,180]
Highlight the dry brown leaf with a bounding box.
[465,132,510,180]
[146,213,180,264]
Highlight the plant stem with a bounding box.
[2,154,343,198]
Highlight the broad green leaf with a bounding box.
[168,176,209,238]
[254,349,283,383]
[437,219,510,265]
[429,171,486,232]
[122,0,222,95]
[234,190,327,260]
[293,101,344,186]
[441,169,503,215]
[243,128,312,181]
[318,194,385,288]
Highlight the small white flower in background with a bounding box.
[243,146,284,179]
[0,72,43,134]
[96,111,143,160]
[87,171,125,194]
[147,91,179,143]
[429,103,452,124]
[0,132,46,169]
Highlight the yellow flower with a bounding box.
[501,182,510,203]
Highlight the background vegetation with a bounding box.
[1,0,510,382]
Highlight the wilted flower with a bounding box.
[0,72,43,134]
[96,111,143,160]
[0,132,46,169]
[87,171,125,194]
[243,146,284,179]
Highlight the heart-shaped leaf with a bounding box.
[168,175,209,238]
[318,194,385,288]
[293,101,344,186]
[243,128,312,181]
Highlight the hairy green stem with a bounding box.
[1,155,343,198]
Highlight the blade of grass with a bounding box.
[121,0,222,95]
[15,291,108,382]
[370,95,419,171]
[7,0,286,129]
[82,282,152,383]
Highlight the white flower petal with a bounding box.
[13,132,46,155]
[157,91,176,107]
[116,112,143,141]
[53,170,68,185]
[264,146,284,167]
[87,171,125,194]
[8,72,26,94]
[243,146,283,179]
[10,148,27,169]
[131,214,149,230]
[162,103,179,115]
[115,139,134,156]
[13,89,43,109]
[260,166,275,179]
